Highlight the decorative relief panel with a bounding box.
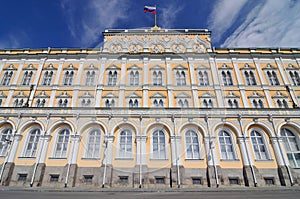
[103,31,211,54]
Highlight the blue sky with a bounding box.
[0,0,299,49]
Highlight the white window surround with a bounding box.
[184,128,202,160]
[20,126,41,158]
[249,128,272,161]
[83,128,102,159]
[116,128,134,159]
[50,127,71,159]
[280,128,300,168]
[0,127,13,157]
[218,128,239,161]
[150,128,168,160]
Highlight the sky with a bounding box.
[0,0,299,49]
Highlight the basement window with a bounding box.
[264,177,275,185]
[155,177,165,184]
[192,177,202,185]
[84,175,93,184]
[119,176,128,184]
[229,177,239,185]
[50,174,59,182]
[18,174,27,182]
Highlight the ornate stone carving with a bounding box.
[128,44,143,53]
[192,44,205,53]
[110,43,122,53]
[150,44,164,53]
[171,44,186,53]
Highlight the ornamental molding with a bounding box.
[35,91,50,98]
[103,92,118,99]
[150,92,167,99]
[13,91,28,98]
[175,92,191,99]
[44,63,57,70]
[3,64,17,71]
[199,92,215,98]
[56,91,72,98]
[78,91,94,99]
[248,91,264,98]
[125,92,142,99]
[23,64,37,70]
[63,64,77,71]
[103,32,211,54]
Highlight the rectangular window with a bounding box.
[84,175,93,184]
[192,177,202,185]
[18,174,27,182]
[119,176,128,184]
[229,178,239,185]
[50,175,59,182]
[155,177,165,184]
[264,178,275,185]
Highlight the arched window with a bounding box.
[153,71,162,86]
[253,100,258,108]
[130,71,139,86]
[152,130,166,159]
[218,130,235,160]
[24,128,41,157]
[86,129,101,158]
[85,71,95,86]
[245,71,250,85]
[119,129,133,158]
[251,130,268,160]
[14,99,25,107]
[267,71,280,85]
[258,99,264,108]
[185,130,200,159]
[280,128,300,168]
[176,71,181,86]
[1,71,13,86]
[58,99,68,107]
[36,99,46,107]
[54,129,70,158]
[250,71,257,85]
[63,71,74,86]
[42,71,53,86]
[22,71,33,85]
[222,71,233,86]
[112,71,118,86]
[0,128,13,156]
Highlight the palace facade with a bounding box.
[0,28,299,188]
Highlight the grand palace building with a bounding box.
[0,27,299,188]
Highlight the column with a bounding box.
[104,135,114,165]
[75,60,84,85]
[38,134,52,164]
[7,134,22,163]
[170,135,183,166]
[188,58,200,107]
[53,60,64,85]
[70,134,81,164]
[136,135,147,165]
[237,137,250,166]
[11,60,25,85]
[143,57,149,107]
[270,137,284,166]
[209,57,224,107]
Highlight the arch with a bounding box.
[47,120,75,136]
[277,121,300,136]
[178,121,207,137]
[0,119,16,132]
[111,121,138,137]
[212,121,242,137]
[144,121,173,136]
[17,120,45,135]
[244,121,275,137]
[78,120,108,136]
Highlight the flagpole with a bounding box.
[154,5,157,27]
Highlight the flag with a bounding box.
[144,6,156,14]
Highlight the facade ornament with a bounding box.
[110,43,122,53]
[150,44,164,53]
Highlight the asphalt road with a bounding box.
[0,190,300,199]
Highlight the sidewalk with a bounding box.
[1,185,299,192]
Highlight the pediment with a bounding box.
[103,92,118,98]
[175,92,191,99]
[79,91,94,98]
[199,92,215,98]
[150,92,166,99]
[3,64,17,71]
[23,64,37,70]
[125,92,142,99]
[56,91,72,98]
[63,64,77,70]
[35,91,50,98]
[13,91,28,98]
[248,91,264,98]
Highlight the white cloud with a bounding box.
[222,0,300,47]
[0,31,29,49]
[61,0,130,47]
[160,2,184,28]
[209,0,300,47]
[208,0,248,42]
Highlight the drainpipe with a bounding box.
[30,114,50,187]
[64,114,79,188]
[237,115,257,187]
[102,114,111,188]
[0,114,22,183]
[269,115,294,185]
[172,114,181,188]
[205,115,219,187]
[139,114,143,188]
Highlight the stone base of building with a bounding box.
[1,164,299,188]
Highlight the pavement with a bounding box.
[1,185,300,192]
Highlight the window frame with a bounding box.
[218,129,238,160]
[184,129,202,160]
[151,129,168,160]
[83,128,101,159]
[280,128,300,168]
[250,129,272,161]
[117,128,134,159]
